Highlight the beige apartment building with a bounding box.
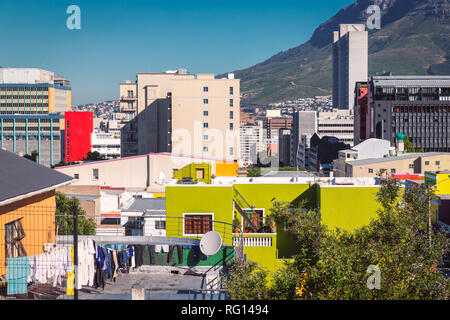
[344,152,450,177]
[119,70,240,162]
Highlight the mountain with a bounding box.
[225,0,450,105]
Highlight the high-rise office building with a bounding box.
[368,75,450,152]
[263,116,292,157]
[239,121,265,167]
[0,68,71,166]
[119,70,240,161]
[354,81,370,145]
[332,24,368,110]
[290,111,317,168]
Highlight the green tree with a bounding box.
[83,151,105,161]
[24,150,39,162]
[55,191,96,235]
[222,259,270,300]
[225,173,450,300]
[404,135,424,153]
[247,167,261,177]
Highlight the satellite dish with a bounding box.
[200,231,222,256]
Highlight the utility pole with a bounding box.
[73,204,79,300]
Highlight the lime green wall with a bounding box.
[173,163,211,184]
[241,234,278,273]
[165,186,234,244]
[234,184,316,258]
[319,187,381,231]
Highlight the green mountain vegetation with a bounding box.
[224,0,450,105]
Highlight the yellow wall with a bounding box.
[216,162,238,176]
[435,173,450,195]
[48,87,55,113]
[0,191,56,276]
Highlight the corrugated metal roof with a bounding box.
[373,76,450,87]
[122,198,165,212]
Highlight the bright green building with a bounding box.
[165,180,382,274]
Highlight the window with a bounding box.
[229,111,233,119]
[425,161,430,165]
[66,120,69,128]
[74,173,79,179]
[203,99,209,104]
[409,164,414,169]
[93,168,99,180]
[229,87,234,95]
[368,168,373,173]
[229,123,234,130]
[229,99,233,107]
[203,87,208,92]
[184,214,213,235]
[391,168,396,174]
[5,219,27,262]
[229,147,234,156]
[196,168,205,179]
[203,123,208,128]
[203,135,208,140]
[203,146,208,152]
[436,161,440,165]
[155,220,166,230]
[203,111,209,116]
[127,90,134,98]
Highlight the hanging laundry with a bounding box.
[6,256,31,295]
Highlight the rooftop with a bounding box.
[0,149,73,205]
[373,76,450,87]
[347,152,450,167]
[122,198,165,214]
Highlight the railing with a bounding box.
[139,287,229,300]
[232,236,273,247]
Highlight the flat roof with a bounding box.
[373,76,450,87]
[65,194,100,201]
[122,198,165,212]
[262,170,314,178]
[347,152,450,166]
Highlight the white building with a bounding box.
[91,131,121,159]
[239,121,265,167]
[333,138,393,177]
[332,24,368,110]
[318,109,354,146]
[291,111,317,168]
[120,198,166,237]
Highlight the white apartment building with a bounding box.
[332,24,368,110]
[318,109,354,146]
[119,69,240,162]
[240,121,265,167]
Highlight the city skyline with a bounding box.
[0,0,355,106]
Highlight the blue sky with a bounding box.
[0,0,355,105]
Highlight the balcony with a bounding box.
[232,234,275,247]
[120,95,137,102]
[120,106,137,112]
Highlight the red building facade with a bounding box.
[64,111,93,163]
